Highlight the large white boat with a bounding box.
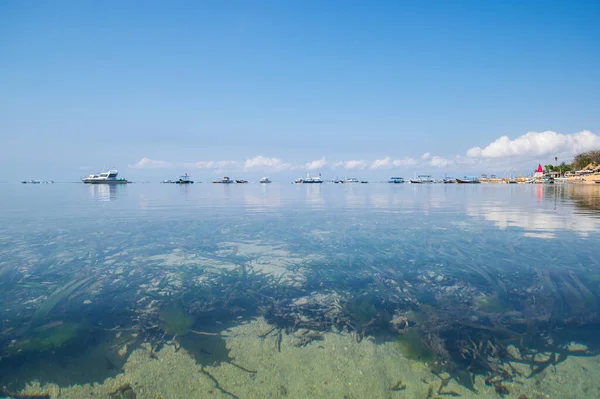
[295,173,323,184]
[175,173,194,184]
[82,169,129,184]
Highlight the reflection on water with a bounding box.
[302,183,324,208]
[242,184,284,211]
[1,183,600,398]
[88,183,126,202]
[467,185,600,238]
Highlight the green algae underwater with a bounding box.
[1,183,600,398]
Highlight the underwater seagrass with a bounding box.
[159,302,194,336]
[395,328,435,363]
[6,322,84,355]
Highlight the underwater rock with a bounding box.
[391,377,406,391]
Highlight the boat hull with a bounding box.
[82,179,129,184]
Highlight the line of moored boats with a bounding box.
[17,168,561,185]
[160,176,271,184]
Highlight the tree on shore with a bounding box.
[573,150,600,170]
[544,162,572,174]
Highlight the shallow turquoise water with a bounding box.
[0,182,599,396]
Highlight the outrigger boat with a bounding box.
[212,176,234,184]
[82,169,129,184]
[410,175,434,183]
[388,177,405,183]
[456,176,481,184]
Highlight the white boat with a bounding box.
[175,173,194,184]
[295,173,323,184]
[260,177,272,183]
[342,177,360,183]
[212,176,234,184]
[410,175,434,183]
[82,169,129,184]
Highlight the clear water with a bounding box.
[1,183,599,398]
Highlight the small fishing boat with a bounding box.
[388,177,405,183]
[212,176,234,184]
[82,169,129,184]
[456,176,481,184]
[235,179,249,184]
[259,177,272,183]
[443,178,456,184]
[342,177,360,183]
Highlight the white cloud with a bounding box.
[335,160,368,169]
[429,156,452,167]
[304,157,327,170]
[428,155,478,167]
[370,157,392,169]
[421,152,431,160]
[393,157,417,166]
[244,156,291,170]
[183,160,238,169]
[370,157,417,169]
[467,130,600,159]
[129,157,174,169]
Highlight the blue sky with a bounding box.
[1,1,599,181]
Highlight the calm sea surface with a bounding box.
[1,183,599,398]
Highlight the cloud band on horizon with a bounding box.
[129,130,600,172]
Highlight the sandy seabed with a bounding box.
[10,318,600,399]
